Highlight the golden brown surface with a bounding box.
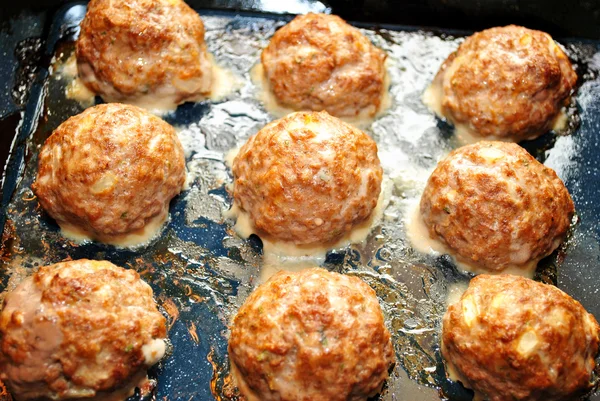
[420,141,574,273]
[76,0,212,109]
[261,13,387,117]
[429,25,577,141]
[442,274,600,401]
[232,111,382,245]
[0,259,167,400]
[32,103,186,245]
[228,268,395,401]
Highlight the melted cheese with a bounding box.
[421,83,444,118]
[446,282,468,307]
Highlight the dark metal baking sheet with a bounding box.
[1,3,600,401]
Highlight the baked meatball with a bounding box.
[76,0,212,111]
[32,103,186,246]
[419,141,574,274]
[228,267,395,401]
[0,259,167,401]
[231,111,383,245]
[442,274,600,401]
[261,13,387,118]
[425,25,577,142]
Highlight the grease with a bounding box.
[59,210,168,249]
[226,178,393,282]
[58,52,242,114]
[423,80,572,146]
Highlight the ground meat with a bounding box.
[0,259,167,400]
[442,274,600,401]
[425,25,577,141]
[228,267,395,401]
[76,0,213,111]
[232,111,382,245]
[32,103,186,246]
[261,13,387,118]
[419,141,574,274]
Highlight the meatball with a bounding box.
[228,267,395,401]
[76,0,213,111]
[419,141,574,274]
[231,111,383,245]
[0,259,167,401]
[32,103,186,246]
[442,274,600,401]
[425,25,577,142]
[261,13,387,118]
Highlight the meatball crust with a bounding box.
[228,268,395,401]
[428,25,577,141]
[419,141,574,273]
[261,13,387,118]
[0,259,167,400]
[232,111,383,245]
[442,274,600,401]
[76,0,212,109]
[32,103,186,245]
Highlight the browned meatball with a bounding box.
[0,259,167,401]
[76,0,212,111]
[228,267,395,401]
[231,111,383,245]
[32,103,186,246]
[425,25,577,141]
[419,141,574,274]
[442,274,600,401]
[261,13,387,118]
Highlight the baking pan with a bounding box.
[1,1,600,401]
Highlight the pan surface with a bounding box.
[1,3,600,401]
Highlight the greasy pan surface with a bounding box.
[1,3,600,401]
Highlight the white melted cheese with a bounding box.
[421,83,444,118]
[446,282,468,308]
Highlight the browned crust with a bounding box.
[228,268,395,401]
[32,103,186,240]
[0,259,166,397]
[76,0,210,101]
[261,13,387,117]
[232,111,383,245]
[442,274,600,401]
[420,141,574,272]
[434,25,577,140]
